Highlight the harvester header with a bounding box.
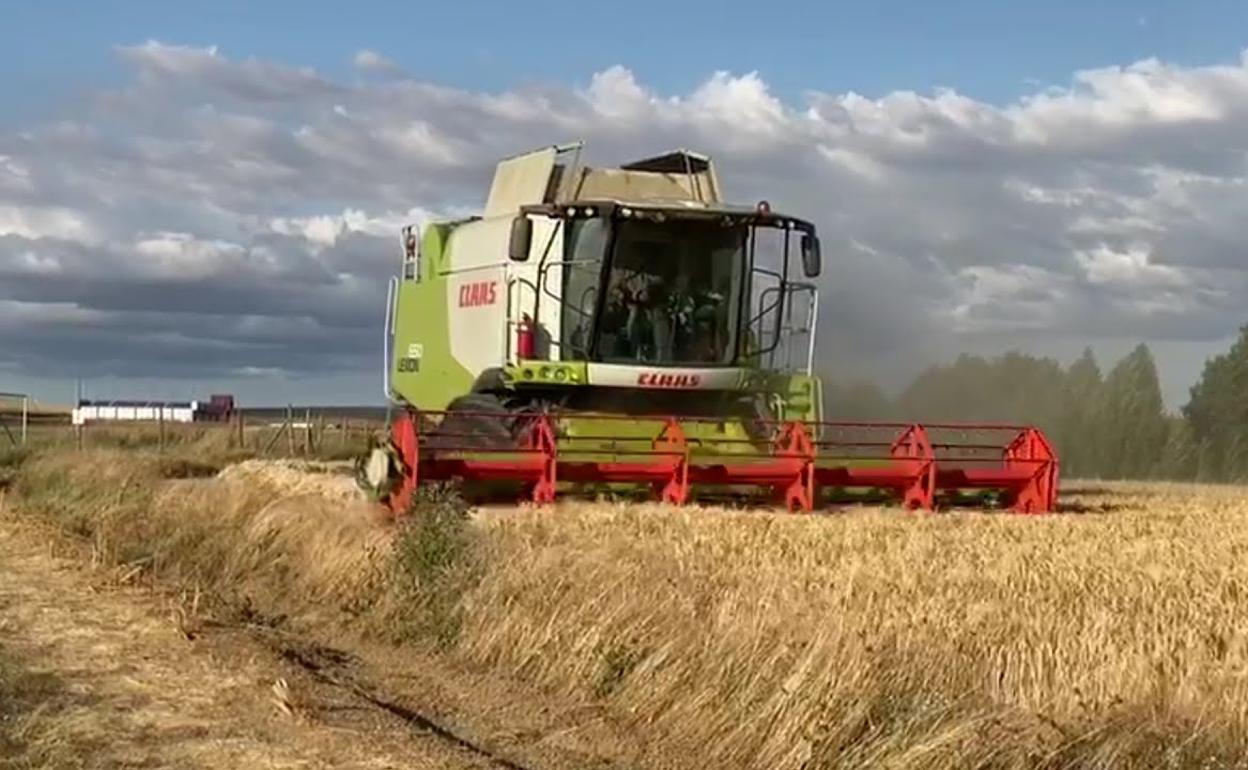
[360,142,1059,514]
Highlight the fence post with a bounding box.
[340,418,349,449]
[304,408,313,455]
[286,405,295,456]
[236,412,245,450]
[158,408,166,454]
[21,396,28,446]
[76,423,84,451]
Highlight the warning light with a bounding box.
[757,200,771,215]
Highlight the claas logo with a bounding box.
[637,372,702,388]
[458,281,498,308]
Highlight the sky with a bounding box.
[3,1,1248,407]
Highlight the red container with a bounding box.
[516,315,535,359]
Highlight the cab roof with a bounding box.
[520,198,817,233]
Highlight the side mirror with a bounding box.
[400,224,420,281]
[800,233,822,278]
[508,215,533,262]
[401,224,420,260]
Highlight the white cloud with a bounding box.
[5,42,1248,404]
[353,49,400,75]
[0,299,106,325]
[132,232,252,279]
[0,205,95,241]
[586,66,651,118]
[688,71,787,139]
[817,146,886,182]
[118,40,336,102]
[950,265,1071,333]
[268,206,440,249]
[1074,243,1188,288]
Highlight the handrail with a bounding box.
[806,288,819,376]
[437,261,512,277]
[781,282,817,375]
[748,282,817,374]
[382,276,398,400]
[749,285,786,361]
[538,258,602,314]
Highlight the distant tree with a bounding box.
[822,344,1183,481]
[1157,416,1200,481]
[1098,343,1168,479]
[1057,348,1104,477]
[896,351,1067,431]
[1183,325,1248,481]
[824,380,895,421]
[896,353,994,423]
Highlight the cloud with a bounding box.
[353,49,402,76]
[118,40,339,103]
[5,41,1248,405]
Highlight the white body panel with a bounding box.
[587,363,745,390]
[443,214,564,374]
[444,217,511,377]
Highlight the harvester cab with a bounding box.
[363,142,1059,515]
[384,143,822,419]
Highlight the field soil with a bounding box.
[0,510,499,769]
[0,505,643,770]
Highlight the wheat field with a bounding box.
[460,485,1248,768]
[6,446,1248,769]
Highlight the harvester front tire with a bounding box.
[427,394,518,451]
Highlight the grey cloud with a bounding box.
[119,41,343,103]
[5,43,1248,406]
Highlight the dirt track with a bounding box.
[0,509,518,769]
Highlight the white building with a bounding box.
[71,400,200,426]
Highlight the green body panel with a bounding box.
[503,361,589,388]
[390,225,474,410]
[539,375,820,469]
[553,413,760,457]
[770,373,824,423]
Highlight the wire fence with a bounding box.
[0,404,386,461]
[0,392,32,448]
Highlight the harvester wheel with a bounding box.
[425,393,524,451]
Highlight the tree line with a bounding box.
[821,325,1248,482]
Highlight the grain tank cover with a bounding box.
[577,149,722,204]
[483,145,560,218]
[482,143,724,217]
[620,150,712,175]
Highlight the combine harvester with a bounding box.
[359,143,1058,514]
